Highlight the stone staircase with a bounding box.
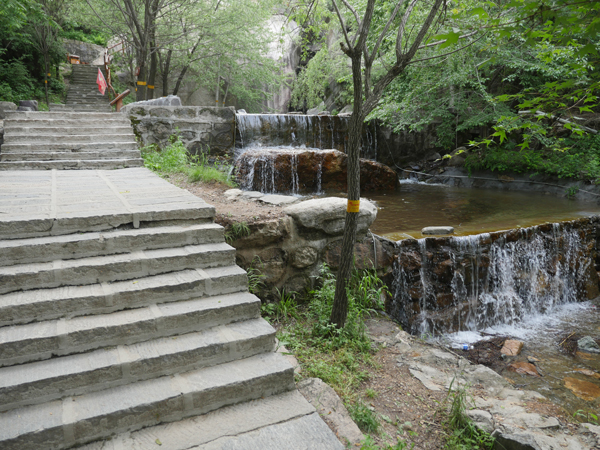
[52,64,112,112]
[0,168,343,449]
[0,111,143,170]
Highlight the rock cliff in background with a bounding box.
[62,39,105,64]
[235,149,399,194]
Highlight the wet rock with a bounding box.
[284,197,377,236]
[297,378,364,447]
[578,335,600,353]
[574,368,600,379]
[501,340,524,356]
[235,149,398,194]
[446,147,467,167]
[421,226,454,235]
[508,362,541,377]
[564,377,600,401]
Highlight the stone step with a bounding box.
[0,159,143,170]
[0,352,293,450]
[77,391,343,450]
[0,151,141,161]
[0,318,275,411]
[5,111,121,120]
[48,106,113,112]
[0,290,260,367]
[0,241,235,295]
[0,141,139,153]
[5,118,130,127]
[0,190,215,240]
[5,133,135,143]
[5,126,134,136]
[0,265,248,327]
[0,223,224,266]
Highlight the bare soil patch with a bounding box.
[166,174,286,227]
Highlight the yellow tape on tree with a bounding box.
[44,80,48,83]
[137,81,146,86]
[147,85,154,89]
[347,200,360,213]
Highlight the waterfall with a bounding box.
[390,220,598,335]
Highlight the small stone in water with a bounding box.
[508,361,541,377]
[564,377,600,401]
[577,336,600,353]
[421,226,454,235]
[501,339,524,356]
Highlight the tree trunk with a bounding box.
[160,49,172,97]
[330,53,363,328]
[136,58,147,101]
[147,41,158,100]
[44,57,49,106]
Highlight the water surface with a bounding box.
[366,180,600,240]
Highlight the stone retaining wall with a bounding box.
[124,106,236,158]
[227,198,395,300]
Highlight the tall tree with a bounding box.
[324,0,490,327]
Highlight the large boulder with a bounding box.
[18,100,38,111]
[284,197,377,235]
[0,102,17,119]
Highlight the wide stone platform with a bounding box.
[0,167,343,449]
[0,168,214,238]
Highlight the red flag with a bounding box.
[96,68,107,95]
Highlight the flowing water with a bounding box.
[234,113,600,415]
[442,301,600,416]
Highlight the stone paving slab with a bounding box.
[0,168,215,238]
[77,390,343,450]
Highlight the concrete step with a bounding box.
[5,111,122,120]
[0,241,235,295]
[0,159,143,170]
[0,352,293,450]
[0,223,224,266]
[78,390,343,450]
[0,141,139,153]
[0,265,248,326]
[5,133,136,143]
[0,184,215,239]
[5,118,130,127]
[0,318,275,411]
[0,290,260,367]
[0,150,141,161]
[5,126,134,136]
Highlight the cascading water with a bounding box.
[390,220,598,335]
[234,113,381,195]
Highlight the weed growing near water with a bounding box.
[273,263,387,406]
[224,221,250,244]
[440,380,494,450]
[141,135,235,186]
